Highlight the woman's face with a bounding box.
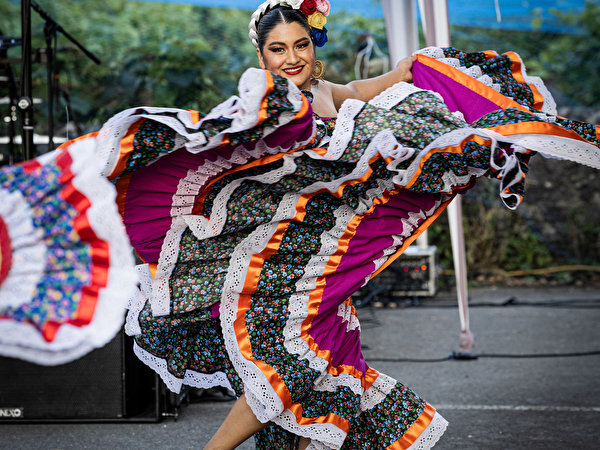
[257,21,316,91]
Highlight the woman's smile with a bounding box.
[283,66,305,76]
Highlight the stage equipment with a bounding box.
[0,35,20,165]
[0,328,183,423]
[19,0,34,160]
[15,1,101,160]
[30,1,101,153]
[354,245,438,307]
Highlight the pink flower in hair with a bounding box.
[316,0,331,16]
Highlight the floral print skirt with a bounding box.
[94,48,598,449]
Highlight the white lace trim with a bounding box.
[97,68,310,178]
[510,52,557,115]
[124,266,237,395]
[379,127,519,207]
[360,372,397,413]
[324,100,363,160]
[133,342,234,394]
[502,132,600,170]
[415,46,557,115]
[370,80,444,110]
[336,302,360,332]
[206,97,456,441]
[0,138,138,365]
[125,264,153,337]
[316,87,430,164]
[407,411,449,450]
[211,125,449,446]
[305,442,330,450]
[140,71,314,316]
[151,216,187,316]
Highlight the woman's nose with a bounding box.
[286,49,300,64]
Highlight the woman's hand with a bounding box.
[395,55,417,83]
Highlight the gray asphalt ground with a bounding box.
[2,284,599,449]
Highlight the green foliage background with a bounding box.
[1,0,599,278]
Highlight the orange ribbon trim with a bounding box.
[505,51,546,112]
[386,403,437,449]
[108,119,145,181]
[39,148,111,342]
[404,134,492,190]
[115,172,133,222]
[188,110,201,124]
[415,54,530,114]
[55,131,100,152]
[257,71,275,126]
[488,121,594,144]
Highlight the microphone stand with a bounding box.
[43,18,57,153]
[19,0,34,161]
[0,36,20,166]
[19,1,102,160]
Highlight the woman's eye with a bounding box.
[297,43,308,50]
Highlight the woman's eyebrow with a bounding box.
[268,38,310,47]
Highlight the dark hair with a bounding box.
[257,7,312,53]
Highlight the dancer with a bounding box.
[64,1,600,448]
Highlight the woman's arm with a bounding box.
[328,55,416,110]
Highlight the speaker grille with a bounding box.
[0,333,124,420]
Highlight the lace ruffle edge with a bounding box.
[97,68,310,179]
[415,46,557,115]
[408,411,449,450]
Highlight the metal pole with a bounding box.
[381,0,419,67]
[19,0,35,161]
[44,21,55,152]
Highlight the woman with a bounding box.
[251,1,416,118]
[86,1,600,449]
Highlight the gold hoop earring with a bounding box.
[312,60,325,80]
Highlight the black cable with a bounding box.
[366,350,600,363]
[366,356,453,363]
[389,296,600,309]
[476,350,600,359]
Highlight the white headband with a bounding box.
[249,0,290,49]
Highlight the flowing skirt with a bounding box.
[0,138,137,364]
[69,48,600,448]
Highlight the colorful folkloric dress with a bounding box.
[76,48,599,449]
[0,137,137,365]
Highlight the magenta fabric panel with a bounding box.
[241,111,315,152]
[310,189,443,370]
[125,111,314,263]
[412,60,501,123]
[124,147,215,262]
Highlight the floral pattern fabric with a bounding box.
[0,139,137,365]
[102,49,600,450]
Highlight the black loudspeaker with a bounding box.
[0,329,165,423]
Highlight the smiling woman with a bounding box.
[251,1,415,119]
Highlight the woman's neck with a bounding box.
[309,79,338,118]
